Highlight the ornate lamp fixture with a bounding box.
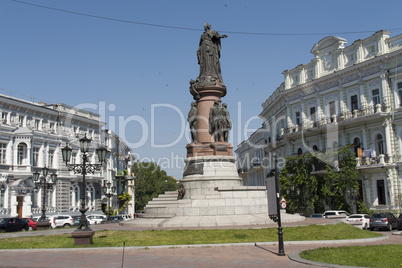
[33,166,57,229]
[61,134,107,234]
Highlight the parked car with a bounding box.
[48,215,75,228]
[72,215,81,226]
[110,215,123,222]
[87,215,106,225]
[0,218,29,233]
[121,214,132,221]
[322,210,349,219]
[309,214,323,218]
[346,214,370,230]
[32,216,50,223]
[397,214,402,231]
[21,218,38,231]
[369,213,397,231]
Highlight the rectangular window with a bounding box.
[347,52,356,62]
[49,122,55,133]
[17,144,27,165]
[0,187,4,207]
[329,101,336,121]
[1,112,7,124]
[18,115,24,127]
[48,150,54,168]
[398,82,402,107]
[310,107,316,122]
[372,89,380,112]
[0,143,6,164]
[295,111,301,126]
[33,147,39,167]
[351,95,358,111]
[35,119,40,130]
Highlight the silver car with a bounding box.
[369,213,397,231]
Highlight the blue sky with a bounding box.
[2,0,402,179]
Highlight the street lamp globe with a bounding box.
[96,146,108,163]
[61,144,72,164]
[33,171,40,182]
[42,166,49,177]
[50,173,57,183]
[80,134,91,153]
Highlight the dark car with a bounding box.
[21,218,37,231]
[72,215,81,226]
[397,214,402,231]
[369,213,397,231]
[110,215,123,223]
[0,218,29,233]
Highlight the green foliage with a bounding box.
[117,192,131,212]
[279,146,359,213]
[133,161,178,211]
[300,244,402,268]
[357,201,372,215]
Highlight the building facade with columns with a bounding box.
[236,30,402,213]
[0,94,132,218]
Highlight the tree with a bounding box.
[279,145,359,214]
[132,161,178,211]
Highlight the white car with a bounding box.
[48,215,75,228]
[87,215,106,225]
[346,214,370,229]
[322,210,349,219]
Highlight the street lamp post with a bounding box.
[32,166,57,230]
[62,134,107,244]
[102,181,115,222]
[267,153,285,256]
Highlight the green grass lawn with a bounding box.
[300,244,402,268]
[0,223,381,249]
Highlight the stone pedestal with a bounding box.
[35,222,51,230]
[182,156,241,199]
[71,230,95,245]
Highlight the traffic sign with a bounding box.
[280,197,286,203]
[281,202,287,209]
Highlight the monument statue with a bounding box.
[187,102,198,143]
[221,103,232,142]
[196,23,228,87]
[209,100,222,142]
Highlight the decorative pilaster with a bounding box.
[384,118,393,163]
[380,70,390,112]
[359,76,367,112]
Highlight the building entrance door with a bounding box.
[17,196,23,218]
[376,180,386,205]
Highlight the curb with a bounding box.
[0,234,388,252]
[288,251,368,268]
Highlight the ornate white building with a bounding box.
[0,94,132,217]
[236,30,402,213]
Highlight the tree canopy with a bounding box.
[279,145,359,214]
[132,161,178,212]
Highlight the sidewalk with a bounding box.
[0,219,400,268]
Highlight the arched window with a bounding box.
[297,148,303,156]
[17,143,27,165]
[353,138,361,157]
[333,141,339,150]
[376,134,385,155]
[312,145,318,151]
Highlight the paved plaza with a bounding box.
[0,219,400,268]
